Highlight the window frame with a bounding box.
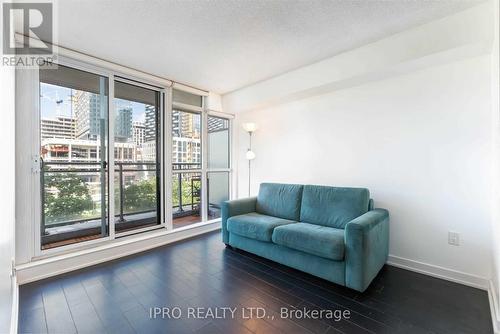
[111,76,167,238]
[32,56,172,257]
[170,103,204,228]
[35,57,116,257]
[17,52,234,260]
[206,112,233,221]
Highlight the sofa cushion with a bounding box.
[272,223,345,261]
[300,185,370,229]
[256,183,304,221]
[227,212,297,242]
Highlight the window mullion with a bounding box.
[108,74,115,239]
[165,87,173,230]
[201,98,208,222]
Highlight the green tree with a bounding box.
[121,177,157,213]
[172,177,200,209]
[115,176,200,215]
[44,172,94,224]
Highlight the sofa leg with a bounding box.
[224,243,233,249]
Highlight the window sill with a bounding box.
[16,220,221,284]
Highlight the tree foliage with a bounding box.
[44,172,202,224]
[44,172,94,223]
[121,177,157,213]
[172,177,200,208]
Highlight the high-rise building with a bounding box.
[115,108,132,142]
[144,105,156,143]
[171,110,201,164]
[143,105,158,161]
[172,138,201,164]
[74,90,132,142]
[172,110,180,138]
[132,121,145,146]
[74,91,105,140]
[172,109,200,139]
[40,116,76,139]
[41,138,136,165]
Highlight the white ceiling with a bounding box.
[57,0,483,94]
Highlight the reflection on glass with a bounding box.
[113,81,161,233]
[39,64,108,249]
[207,172,229,220]
[208,116,230,169]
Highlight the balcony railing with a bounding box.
[172,162,200,171]
[172,166,201,218]
[115,161,159,223]
[41,160,202,247]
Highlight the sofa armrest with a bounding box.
[221,197,257,244]
[344,209,389,292]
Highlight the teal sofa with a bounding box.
[221,183,389,292]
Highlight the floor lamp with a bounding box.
[243,123,257,196]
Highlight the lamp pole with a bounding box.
[243,123,257,197]
[248,131,252,197]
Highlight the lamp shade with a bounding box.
[242,122,258,133]
[245,150,256,160]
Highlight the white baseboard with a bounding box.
[387,254,489,290]
[16,223,221,285]
[10,273,18,334]
[488,280,500,334]
[387,255,500,332]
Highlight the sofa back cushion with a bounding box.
[300,185,370,228]
[256,183,304,221]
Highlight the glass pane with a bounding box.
[40,65,108,250]
[172,109,202,229]
[114,81,161,233]
[207,172,229,220]
[172,110,201,170]
[208,116,230,169]
[172,172,202,229]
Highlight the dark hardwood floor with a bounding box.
[19,230,493,334]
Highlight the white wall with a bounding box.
[490,0,500,328]
[207,92,223,112]
[0,54,17,333]
[234,55,493,282]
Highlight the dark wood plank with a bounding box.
[19,231,493,334]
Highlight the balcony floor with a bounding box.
[173,214,202,229]
[41,214,212,250]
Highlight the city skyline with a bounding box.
[40,86,203,166]
[41,82,148,123]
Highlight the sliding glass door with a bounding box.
[40,64,109,249]
[171,109,202,228]
[113,80,162,234]
[38,64,165,249]
[36,60,231,252]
